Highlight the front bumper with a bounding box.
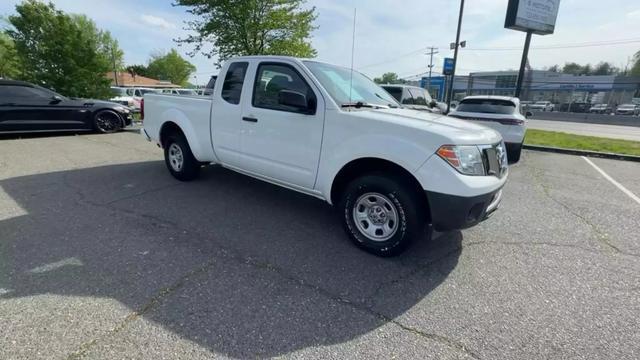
[426,187,503,231]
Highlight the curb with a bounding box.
[523,144,640,162]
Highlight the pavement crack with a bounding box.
[529,166,625,255]
[67,258,220,360]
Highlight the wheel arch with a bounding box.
[329,157,430,221]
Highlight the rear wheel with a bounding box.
[339,174,425,257]
[93,110,122,133]
[164,133,200,181]
[507,142,523,164]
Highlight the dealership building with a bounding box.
[421,71,640,105]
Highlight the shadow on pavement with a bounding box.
[0,161,462,357]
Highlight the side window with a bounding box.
[221,62,248,105]
[408,88,428,106]
[134,89,142,97]
[401,89,414,105]
[126,89,134,96]
[0,85,51,98]
[252,63,316,114]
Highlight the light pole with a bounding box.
[426,47,439,91]
[446,0,465,114]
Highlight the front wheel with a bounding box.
[339,174,426,257]
[164,133,200,181]
[94,110,122,133]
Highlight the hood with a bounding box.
[350,108,503,145]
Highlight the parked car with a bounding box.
[381,84,441,113]
[0,80,132,133]
[161,88,199,96]
[202,75,218,96]
[448,96,527,163]
[558,102,589,113]
[529,101,555,112]
[125,87,161,110]
[141,56,508,256]
[615,104,640,116]
[109,86,135,108]
[589,104,613,114]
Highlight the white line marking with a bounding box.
[582,156,640,205]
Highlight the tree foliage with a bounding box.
[0,32,20,79]
[146,49,196,86]
[555,61,619,76]
[126,64,150,77]
[373,72,406,84]
[6,0,123,98]
[175,0,317,67]
[631,50,640,76]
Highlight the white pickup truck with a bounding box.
[141,56,508,256]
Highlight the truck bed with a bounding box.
[143,93,217,162]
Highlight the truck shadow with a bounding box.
[0,162,462,358]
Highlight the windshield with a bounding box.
[139,89,159,95]
[178,90,196,95]
[619,104,636,109]
[534,102,547,105]
[303,61,399,107]
[456,98,516,114]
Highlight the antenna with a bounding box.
[349,8,357,106]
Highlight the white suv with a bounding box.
[448,96,527,163]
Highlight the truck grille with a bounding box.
[481,142,508,178]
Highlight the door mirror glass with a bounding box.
[50,95,63,103]
[278,90,308,111]
[525,111,533,118]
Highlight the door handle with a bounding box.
[242,116,258,123]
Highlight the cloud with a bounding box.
[627,9,640,19]
[140,14,177,30]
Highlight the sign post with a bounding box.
[505,0,561,98]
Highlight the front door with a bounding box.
[239,62,324,190]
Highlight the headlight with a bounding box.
[437,145,485,176]
[114,106,130,114]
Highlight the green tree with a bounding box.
[592,62,619,76]
[0,32,20,78]
[546,64,560,72]
[175,0,317,66]
[373,72,406,84]
[631,51,640,76]
[146,49,196,86]
[125,64,149,77]
[6,1,123,98]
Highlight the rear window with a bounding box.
[456,99,516,114]
[382,87,403,102]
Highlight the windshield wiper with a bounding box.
[341,101,389,109]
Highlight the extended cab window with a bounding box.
[221,62,248,105]
[383,87,403,103]
[252,63,315,113]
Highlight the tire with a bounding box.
[339,174,425,257]
[164,133,200,181]
[93,110,122,133]
[508,143,523,164]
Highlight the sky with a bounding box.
[1,0,639,85]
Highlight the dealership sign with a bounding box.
[505,0,561,35]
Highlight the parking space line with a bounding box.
[582,156,640,205]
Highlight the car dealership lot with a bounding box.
[1,131,639,359]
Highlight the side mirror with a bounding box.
[525,111,533,118]
[50,95,63,104]
[278,90,314,114]
[429,100,437,108]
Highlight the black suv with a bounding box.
[0,80,132,134]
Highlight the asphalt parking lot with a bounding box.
[1,131,639,359]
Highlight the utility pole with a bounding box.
[514,31,532,98]
[426,47,439,91]
[446,0,465,114]
[111,46,119,87]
